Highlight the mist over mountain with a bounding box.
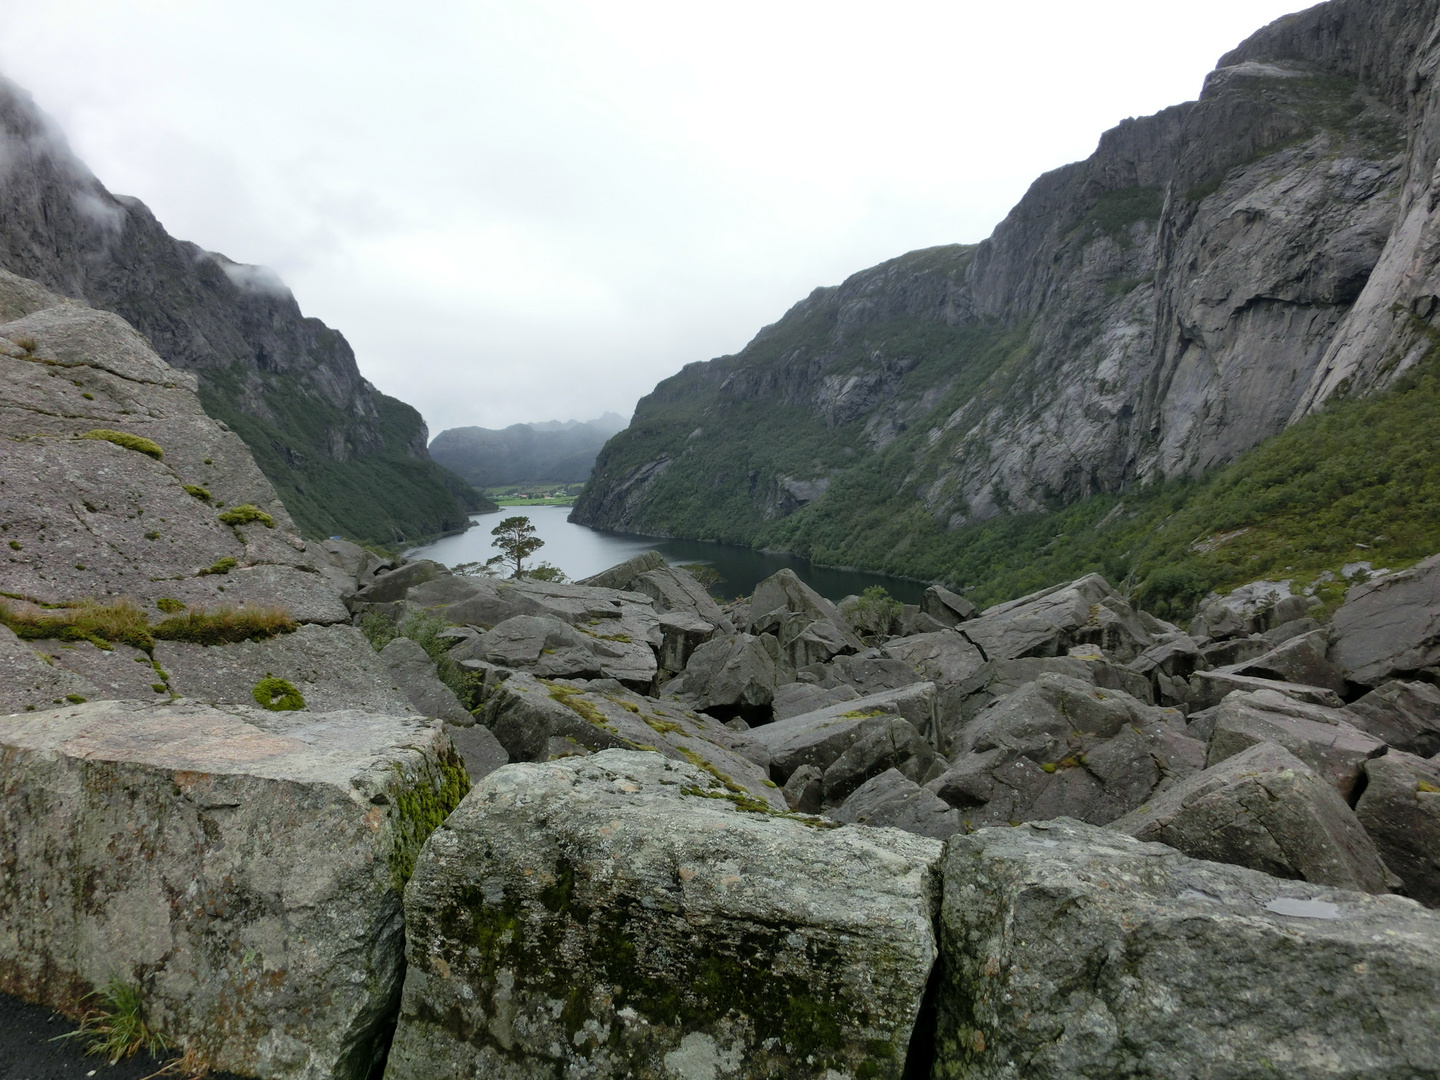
[430,412,627,487]
[0,75,488,544]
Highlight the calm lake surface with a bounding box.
[407,505,928,605]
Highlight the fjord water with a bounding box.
[407,505,928,604]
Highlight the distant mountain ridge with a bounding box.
[575,0,1440,587]
[430,413,626,487]
[0,74,490,544]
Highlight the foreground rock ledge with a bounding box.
[937,819,1440,1080]
[0,700,468,1080]
[389,749,944,1080]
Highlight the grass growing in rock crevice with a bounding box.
[0,597,297,652]
[361,609,477,705]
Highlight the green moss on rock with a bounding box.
[80,429,164,460]
[387,750,471,892]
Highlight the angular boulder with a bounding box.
[1112,741,1391,893]
[936,819,1440,1079]
[833,768,964,840]
[1345,679,1440,757]
[388,750,943,1080]
[1207,689,1387,800]
[1330,554,1440,687]
[959,574,1154,663]
[0,699,467,1080]
[921,583,976,626]
[663,632,787,721]
[1230,628,1345,693]
[882,630,986,690]
[380,636,473,723]
[747,684,938,783]
[747,568,863,668]
[1355,752,1440,908]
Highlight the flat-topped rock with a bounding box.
[1331,554,1440,687]
[0,699,468,1080]
[747,683,938,782]
[937,819,1440,1079]
[388,750,944,1080]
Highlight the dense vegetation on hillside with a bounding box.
[201,365,492,543]
[431,414,626,487]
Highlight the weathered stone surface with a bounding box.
[882,630,986,689]
[747,684,938,783]
[0,699,466,1080]
[936,819,1440,1079]
[1345,679,1440,757]
[1112,741,1391,893]
[478,673,781,807]
[0,625,100,713]
[936,657,1095,755]
[662,632,786,721]
[380,636,472,723]
[351,560,444,605]
[631,564,734,633]
[655,609,715,674]
[921,583,976,626]
[1230,628,1345,693]
[1186,668,1345,712]
[1330,554,1440,687]
[576,549,666,591]
[747,568,863,668]
[446,722,510,783]
[156,624,414,714]
[821,714,941,804]
[26,637,160,702]
[388,750,943,1080]
[833,767,963,839]
[959,575,1154,663]
[1207,689,1387,800]
[781,763,824,813]
[771,679,861,720]
[1355,751,1440,908]
[460,614,606,680]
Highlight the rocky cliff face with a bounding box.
[0,75,485,543]
[575,0,1438,555]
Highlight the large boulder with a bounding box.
[1111,741,1392,893]
[1185,668,1346,712]
[154,623,415,714]
[662,632,787,721]
[1355,752,1440,908]
[1229,628,1345,693]
[0,699,467,1080]
[747,684,939,783]
[935,819,1440,1078]
[882,630,987,690]
[630,564,735,634]
[934,656,1096,755]
[921,583,976,626]
[930,674,1204,829]
[833,768,964,839]
[456,613,658,690]
[1345,679,1440,757]
[0,625,106,712]
[821,714,942,804]
[477,672,781,807]
[379,636,473,723]
[958,574,1155,663]
[1330,553,1440,688]
[747,568,863,668]
[387,751,944,1080]
[1207,689,1387,801]
[576,549,666,591]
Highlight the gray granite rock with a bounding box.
[1186,668,1345,712]
[156,623,414,714]
[0,625,101,713]
[935,819,1440,1079]
[822,714,941,804]
[959,574,1155,663]
[833,768,964,840]
[1207,689,1387,801]
[1331,554,1440,687]
[1231,628,1345,693]
[380,636,472,723]
[0,699,466,1080]
[663,632,787,720]
[883,630,987,690]
[1112,741,1391,893]
[1345,679,1440,757]
[747,684,938,782]
[1355,751,1440,908]
[446,722,510,783]
[388,750,943,1080]
[922,583,976,626]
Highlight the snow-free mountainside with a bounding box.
[2,1,1440,1078]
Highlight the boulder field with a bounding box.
[2,269,1440,1076]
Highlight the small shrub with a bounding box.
[526,561,569,582]
[218,504,274,528]
[8,540,19,551]
[58,978,169,1064]
[679,563,721,588]
[199,557,237,576]
[12,335,37,352]
[143,531,160,541]
[153,606,297,646]
[396,610,476,704]
[183,485,212,503]
[81,429,163,460]
[155,598,186,614]
[252,676,305,711]
[840,586,903,638]
[359,610,398,651]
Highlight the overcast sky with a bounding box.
[0,0,1315,436]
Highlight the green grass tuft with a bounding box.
[252,676,305,711]
[80,430,163,460]
[183,485,212,503]
[218,504,275,528]
[199,557,237,576]
[153,606,297,646]
[54,978,169,1065]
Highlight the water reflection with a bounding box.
[407,505,927,605]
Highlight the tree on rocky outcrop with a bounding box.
[490,515,544,577]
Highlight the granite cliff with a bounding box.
[575,0,1440,583]
[0,75,489,544]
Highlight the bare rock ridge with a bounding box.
[0,75,486,543]
[574,0,1440,553]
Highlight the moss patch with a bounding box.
[388,749,471,891]
[218,504,275,529]
[252,677,305,711]
[80,429,163,460]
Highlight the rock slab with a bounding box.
[936,819,1440,1079]
[388,750,943,1080]
[0,700,468,1080]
